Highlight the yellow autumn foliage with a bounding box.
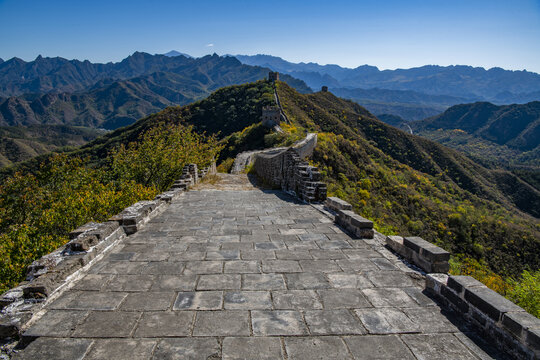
[0,123,221,293]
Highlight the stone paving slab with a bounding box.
[222,337,283,360]
[84,339,157,360]
[13,185,508,359]
[344,335,416,359]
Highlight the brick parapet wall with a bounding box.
[325,196,539,359]
[427,274,539,359]
[0,162,215,340]
[252,147,327,203]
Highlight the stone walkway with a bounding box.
[190,173,260,191]
[14,176,509,359]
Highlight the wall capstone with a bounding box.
[386,235,450,273]
[335,210,374,239]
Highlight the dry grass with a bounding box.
[200,174,221,185]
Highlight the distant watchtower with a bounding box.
[262,106,281,127]
[321,86,328,92]
[268,71,279,82]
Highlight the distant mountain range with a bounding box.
[1,50,540,173]
[0,53,311,129]
[236,54,540,120]
[236,54,540,100]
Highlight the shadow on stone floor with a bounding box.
[421,290,513,360]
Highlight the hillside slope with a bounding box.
[275,82,539,278]
[330,87,471,121]
[60,81,277,163]
[412,101,540,152]
[0,125,105,167]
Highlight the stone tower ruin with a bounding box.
[268,71,279,82]
[262,106,281,127]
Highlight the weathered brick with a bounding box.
[419,245,450,263]
[325,197,352,211]
[441,286,469,313]
[429,262,450,273]
[502,311,540,340]
[347,213,373,229]
[425,273,448,294]
[447,275,486,296]
[526,328,540,354]
[68,234,99,252]
[465,286,524,322]
[403,236,431,253]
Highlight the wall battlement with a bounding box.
[325,196,540,359]
[262,106,281,128]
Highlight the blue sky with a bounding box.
[1,0,539,72]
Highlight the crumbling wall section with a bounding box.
[252,147,327,203]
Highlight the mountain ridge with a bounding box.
[0,55,311,130]
[0,52,307,97]
[236,54,540,103]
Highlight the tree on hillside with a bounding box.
[111,123,222,191]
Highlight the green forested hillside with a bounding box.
[412,101,540,154]
[274,82,539,281]
[0,125,106,167]
[410,102,540,193]
[68,81,276,162]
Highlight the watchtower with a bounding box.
[262,106,281,127]
[268,71,279,82]
[321,86,328,92]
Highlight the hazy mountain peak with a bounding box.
[128,51,153,59]
[163,50,192,58]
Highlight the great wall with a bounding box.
[0,74,538,359]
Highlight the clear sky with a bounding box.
[1,0,539,72]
